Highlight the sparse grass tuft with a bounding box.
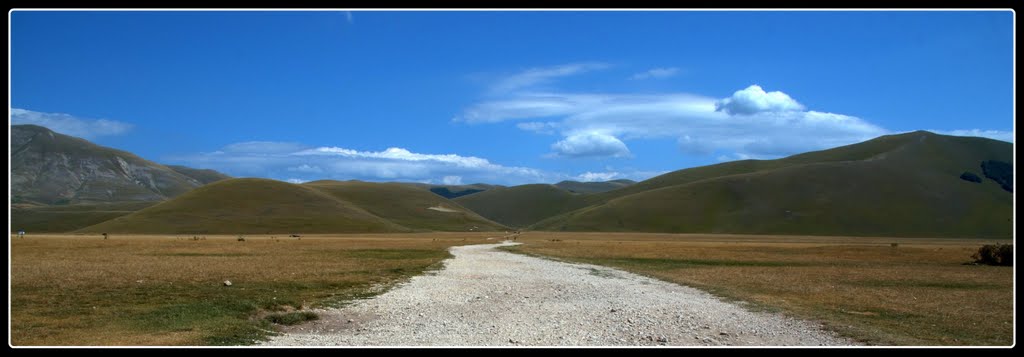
[264,311,319,325]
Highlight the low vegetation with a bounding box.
[506,232,1013,346]
[972,244,1013,266]
[10,232,497,346]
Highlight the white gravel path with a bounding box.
[261,242,857,347]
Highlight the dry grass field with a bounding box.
[11,231,1013,346]
[9,232,500,346]
[505,232,1014,346]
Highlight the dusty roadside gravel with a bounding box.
[261,242,857,346]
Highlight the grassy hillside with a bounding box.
[554,179,636,194]
[303,180,508,231]
[166,165,232,184]
[453,184,593,228]
[533,131,1013,238]
[78,178,410,234]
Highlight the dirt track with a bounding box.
[261,242,856,346]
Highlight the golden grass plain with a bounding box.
[10,231,1013,346]
[10,232,501,346]
[505,232,1014,346]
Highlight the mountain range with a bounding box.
[8,124,1013,238]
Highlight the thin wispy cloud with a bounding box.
[10,108,133,140]
[629,67,680,80]
[343,11,353,24]
[487,62,609,95]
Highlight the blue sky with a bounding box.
[10,10,1015,185]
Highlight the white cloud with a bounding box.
[714,85,805,115]
[173,142,554,186]
[287,164,323,173]
[550,133,631,158]
[629,67,680,80]
[575,171,620,182]
[456,72,891,160]
[931,129,1013,143]
[171,140,667,186]
[516,121,559,135]
[489,62,608,94]
[10,108,133,140]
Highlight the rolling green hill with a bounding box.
[554,179,636,194]
[76,178,509,234]
[303,180,508,231]
[532,131,1013,238]
[453,184,594,228]
[78,178,410,234]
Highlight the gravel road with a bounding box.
[261,242,857,347]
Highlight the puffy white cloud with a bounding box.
[931,129,1013,143]
[441,175,463,185]
[575,171,620,182]
[550,133,631,158]
[10,108,133,139]
[714,85,805,115]
[285,178,307,184]
[629,67,680,80]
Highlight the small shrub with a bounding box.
[236,235,246,242]
[264,311,319,325]
[972,244,1013,266]
[959,172,982,183]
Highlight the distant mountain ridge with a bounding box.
[11,125,1011,238]
[10,124,231,232]
[11,124,229,205]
